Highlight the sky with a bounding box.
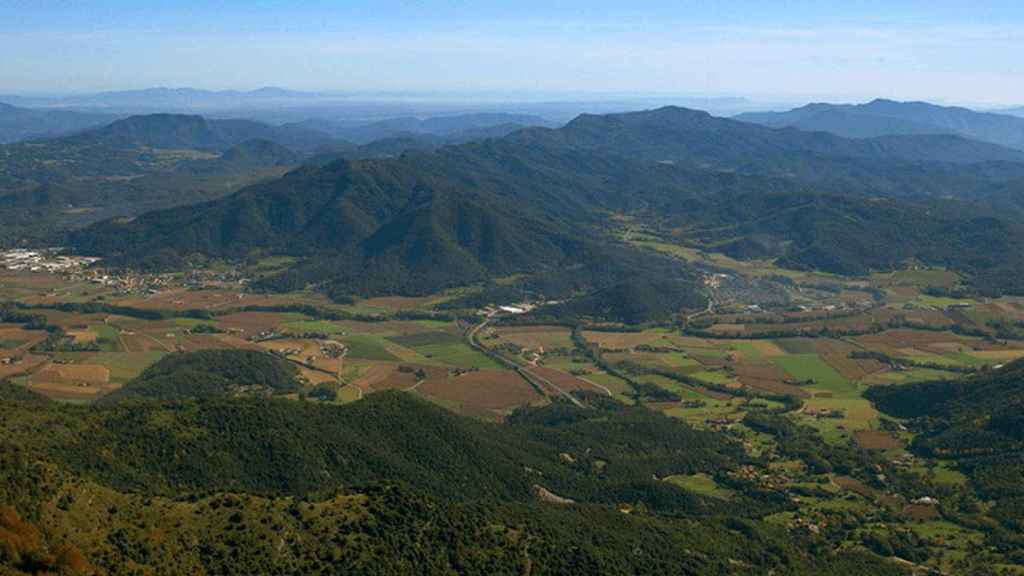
[2,0,1023,106]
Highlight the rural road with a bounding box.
[577,375,613,397]
[467,316,585,408]
[686,295,716,324]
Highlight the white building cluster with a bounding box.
[0,249,100,273]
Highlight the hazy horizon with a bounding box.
[2,1,1023,107]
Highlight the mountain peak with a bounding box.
[634,106,714,121]
[101,113,210,135]
[108,112,207,126]
[565,106,713,132]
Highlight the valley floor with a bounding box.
[2,245,1024,574]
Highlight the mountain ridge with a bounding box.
[67,105,1024,301]
[72,113,336,152]
[0,101,119,144]
[736,99,1024,150]
[286,112,556,145]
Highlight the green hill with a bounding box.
[867,360,1024,550]
[867,359,1024,494]
[537,278,705,324]
[72,113,335,152]
[68,153,705,301]
[101,350,301,403]
[218,138,301,166]
[10,391,741,505]
[0,387,907,575]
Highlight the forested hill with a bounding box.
[0,113,336,195]
[68,152,707,301]
[0,113,349,247]
[867,361,1024,544]
[67,105,1024,300]
[101,350,301,402]
[71,113,336,152]
[0,386,907,575]
[0,112,580,248]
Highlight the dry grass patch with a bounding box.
[741,377,811,398]
[214,312,296,335]
[361,295,446,310]
[529,366,609,395]
[709,324,746,335]
[66,330,98,345]
[747,340,786,357]
[27,381,115,401]
[973,349,1024,361]
[493,326,574,350]
[823,354,887,380]
[833,476,901,508]
[417,369,543,419]
[297,367,336,386]
[581,330,671,350]
[903,504,941,521]
[734,362,810,396]
[30,363,110,385]
[854,429,904,450]
[354,364,405,391]
[0,353,47,378]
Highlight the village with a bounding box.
[0,248,249,297]
[0,248,100,274]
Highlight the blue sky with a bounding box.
[2,0,1023,104]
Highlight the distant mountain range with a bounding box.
[0,87,328,112]
[9,103,1024,306]
[0,110,587,248]
[287,113,558,144]
[67,106,1024,304]
[538,106,1024,167]
[76,113,336,153]
[736,99,1024,151]
[0,102,119,144]
[0,113,343,244]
